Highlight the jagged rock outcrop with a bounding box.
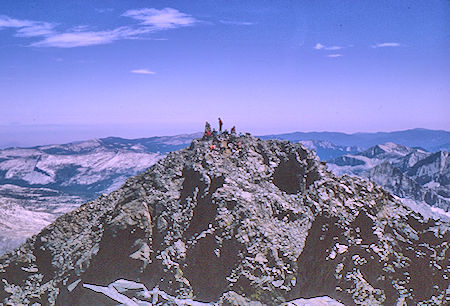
[0,135,448,305]
[408,151,449,195]
[367,162,449,211]
[328,143,450,211]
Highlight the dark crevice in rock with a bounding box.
[419,229,441,245]
[57,283,118,306]
[305,169,320,188]
[180,166,207,203]
[1,262,30,287]
[209,175,225,194]
[33,235,55,283]
[291,215,348,304]
[353,248,383,284]
[406,215,428,232]
[32,292,50,305]
[184,236,244,302]
[296,147,309,160]
[352,212,378,244]
[58,225,150,305]
[257,143,271,166]
[182,172,223,239]
[183,196,217,239]
[233,276,252,297]
[82,227,148,285]
[273,155,305,194]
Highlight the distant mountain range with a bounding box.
[0,128,449,254]
[260,128,450,152]
[327,143,450,212]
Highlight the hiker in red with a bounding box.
[218,117,223,133]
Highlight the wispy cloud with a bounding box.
[131,69,155,75]
[0,15,34,28]
[371,42,401,48]
[219,20,254,26]
[314,43,343,51]
[31,27,148,48]
[95,8,114,13]
[326,54,342,58]
[0,15,55,37]
[0,8,197,48]
[122,8,196,29]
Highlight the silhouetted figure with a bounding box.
[204,121,211,138]
[218,117,223,133]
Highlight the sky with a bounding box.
[0,0,449,147]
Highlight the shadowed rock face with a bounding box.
[0,135,448,305]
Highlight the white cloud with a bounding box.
[0,15,55,37]
[123,8,196,29]
[16,23,55,37]
[219,20,254,26]
[32,31,117,48]
[31,27,147,48]
[314,43,324,50]
[371,42,401,48]
[326,54,342,58]
[0,8,196,48]
[0,15,30,28]
[31,28,126,48]
[131,69,155,75]
[314,43,343,51]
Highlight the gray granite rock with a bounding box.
[0,134,448,305]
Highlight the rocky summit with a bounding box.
[0,134,448,305]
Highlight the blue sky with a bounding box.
[0,0,449,146]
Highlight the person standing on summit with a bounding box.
[204,121,212,137]
[218,117,223,133]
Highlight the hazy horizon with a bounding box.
[0,123,448,149]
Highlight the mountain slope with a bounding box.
[327,143,430,176]
[407,151,449,187]
[0,135,448,305]
[0,137,176,255]
[298,140,361,161]
[328,143,450,211]
[0,134,203,193]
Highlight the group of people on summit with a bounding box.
[204,117,236,139]
[203,118,242,154]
